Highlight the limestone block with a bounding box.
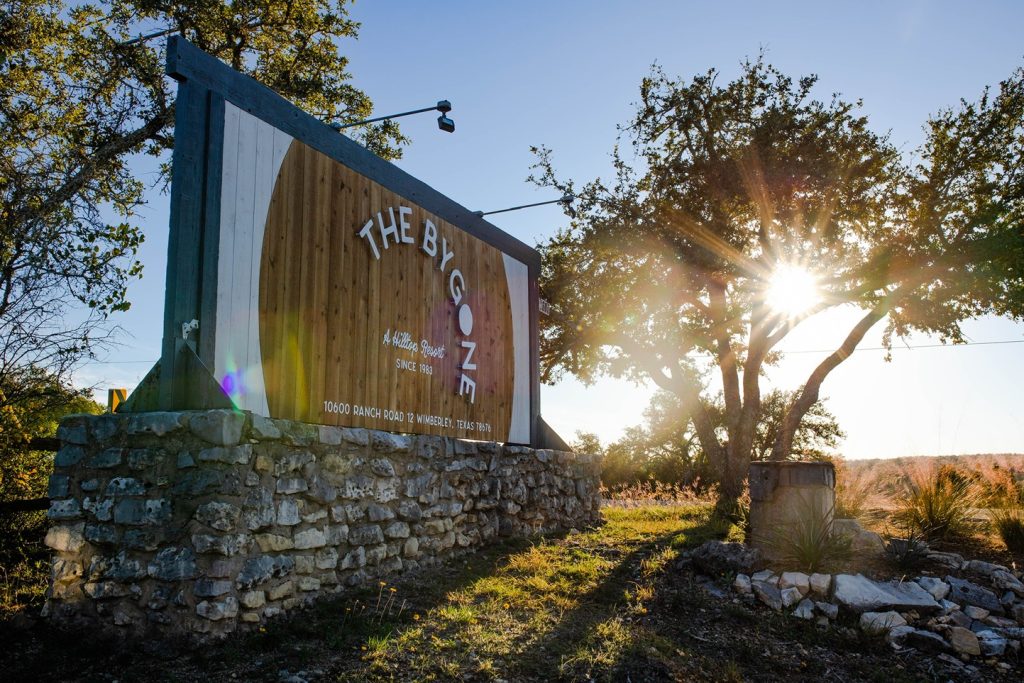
[370,458,396,477]
[276,477,308,495]
[45,522,86,553]
[385,522,411,539]
[86,448,124,469]
[198,444,252,465]
[188,410,245,446]
[349,525,385,546]
[860,611,907,635]
[267,581,294,601]
[84,524,119,546]
[47,499,82,520]
[104,477,145,497]
[57,418,93,446]
[809,573,832,598]
[341,546,366,570]
[84,581,131,600]
[371,431,412,453]
[779,572,810,596]
[48,474,70,499]
[192,533,249,556]
[293,527,328,550]
[315,548,339,570]
[194,579,233,598]
[255,534,294,552]
[196,597,239,621]
[251,414,283,440]
[127,449,163,470]
[240,591,266,609]
[833,573,941,614]
[276,499,301,526]
[125,412,184,437]
[148,547,198,581]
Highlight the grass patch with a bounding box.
[989,504,1024,552]
[895,465,980,541]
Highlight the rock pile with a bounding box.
[44,410,601,639]
[728,548,1023,670]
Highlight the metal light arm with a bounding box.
[474,194,575,218]
[335,100,453,130]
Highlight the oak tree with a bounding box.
[0,0,405,397]
[533,57,1024,502]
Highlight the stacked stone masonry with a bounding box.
[44,410,601,638]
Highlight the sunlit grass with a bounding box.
[333,503,715,680]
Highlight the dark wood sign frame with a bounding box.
[126,37,548,447]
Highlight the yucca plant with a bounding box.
[766,500,851,573]
[989,504,1024,553]
[895,466,979,542]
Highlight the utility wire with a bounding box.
[776,339,1024,355]
[77,338,1024,365]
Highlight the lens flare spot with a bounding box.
[765,264,820,318]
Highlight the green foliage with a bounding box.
[532,54,1024,499]
[0,366,102,501]
[0,367,101,614]
[894,465,980,542]
[0,1,406,391]
[583,388,842,490]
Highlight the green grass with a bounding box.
[1,502,948,682]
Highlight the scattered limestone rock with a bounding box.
[780,587,802,609]
[963,605,990,620]
[860,611,908,635]
[947,576,1003,615]
[833,574,941,614]
[779,572,810,596]
[976,629,1008,657]
[916,576,950,601]
[948,626,982,655]
[792,598,815,620]
[964,560,1008,577]
[689,541,763,576]
[733,573,752,595]
[809,573,831,598]
[815,601,839,620]
[752,581,783,611]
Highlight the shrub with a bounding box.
[894,465,979,541]
[989,504,1024,553]
[766,501,851,573]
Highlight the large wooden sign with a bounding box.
[151,38,539,444]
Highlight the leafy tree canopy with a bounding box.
[588,389,843,489]
[535,56,1023,500]
[0,0,405,392]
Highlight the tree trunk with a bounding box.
[772,306,887,459]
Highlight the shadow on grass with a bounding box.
[0,507,736,683]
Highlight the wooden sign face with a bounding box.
[212,104,531,442]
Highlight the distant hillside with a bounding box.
[840,453,1024,507]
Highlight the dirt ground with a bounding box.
[1,505,1020,682]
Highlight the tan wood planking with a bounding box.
[260,140,514,440]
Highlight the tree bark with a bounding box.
[771,304,888,459]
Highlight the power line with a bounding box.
[77,338,1024,365]
[777,339,1024,355]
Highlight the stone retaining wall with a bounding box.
[43,410,601,638]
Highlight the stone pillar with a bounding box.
[748,461,835,559]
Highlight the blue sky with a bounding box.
[78,0,1024,458]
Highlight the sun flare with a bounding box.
[765,264,821,317]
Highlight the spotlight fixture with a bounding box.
[332,100,455,133]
